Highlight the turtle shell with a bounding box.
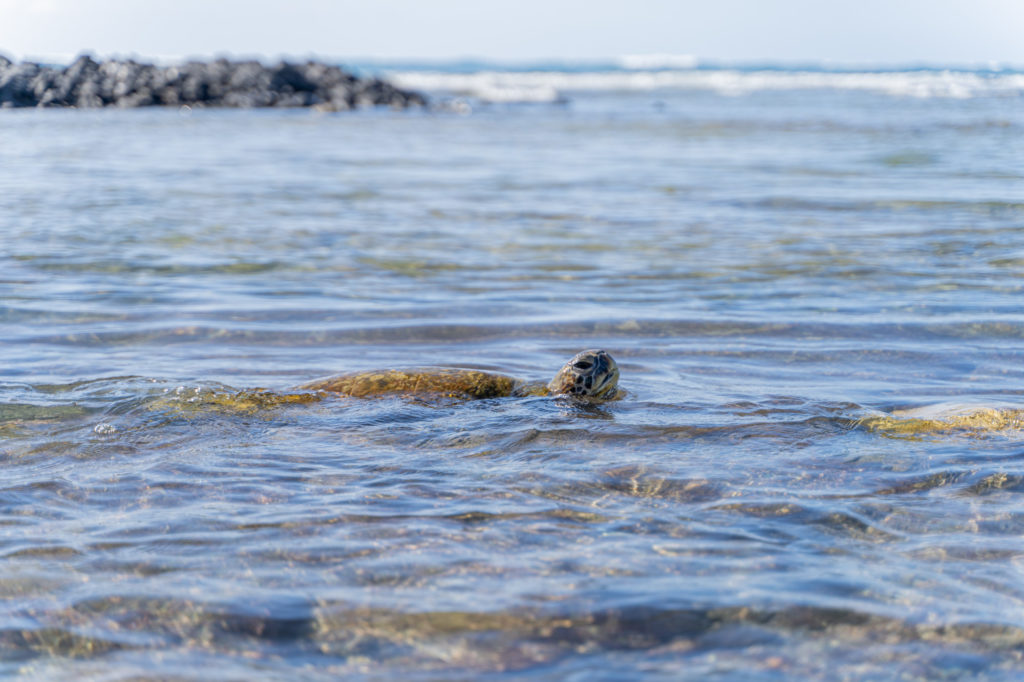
[303,368,518,399]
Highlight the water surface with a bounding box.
[3,72,1024,679]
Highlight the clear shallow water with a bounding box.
[2,79,1024,680]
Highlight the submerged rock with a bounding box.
[0,54,425,110]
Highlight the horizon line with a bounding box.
[3,50,1022,72]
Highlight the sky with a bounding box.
[1,0,1023,66]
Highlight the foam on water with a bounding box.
[617,53,700,70]
[387,64,1024,102]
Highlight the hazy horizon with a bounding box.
[3,52,1023,73]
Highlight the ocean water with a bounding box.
[2,61,1024,680]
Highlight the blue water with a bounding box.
[2,64,1024,680]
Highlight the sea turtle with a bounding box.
[302,348,621,400]
[162,349,621,413]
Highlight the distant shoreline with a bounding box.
[0,54,426,110]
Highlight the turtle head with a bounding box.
[547,349,620,399]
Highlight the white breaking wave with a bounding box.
[617,54,699,70]
[387,68,1024,102]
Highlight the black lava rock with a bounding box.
[0,53,425,110]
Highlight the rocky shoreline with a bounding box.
[0,54,425,110]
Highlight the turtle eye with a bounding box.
[573,360,593,370]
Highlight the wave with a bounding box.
[23,318,1024,348]
[617,53,699,70]
[386,67,1024,102]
